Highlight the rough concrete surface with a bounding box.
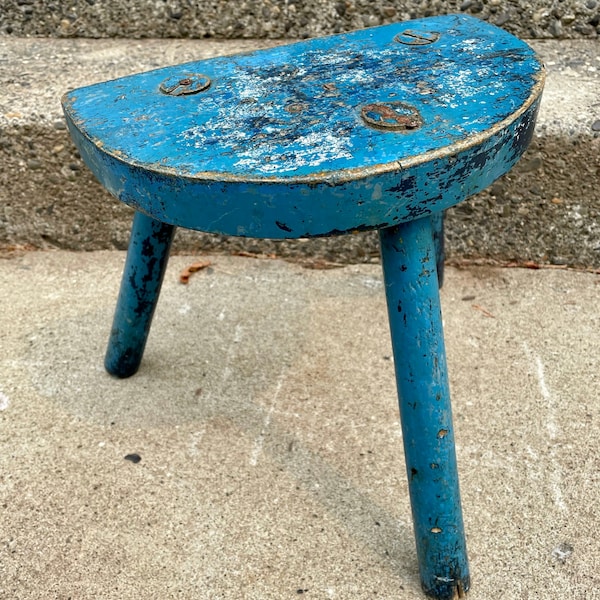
[0,250,599,598]
[1,0,599,39]
[0,36,599,266]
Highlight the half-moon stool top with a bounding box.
[62,14,544,240]
[62,14,544,600]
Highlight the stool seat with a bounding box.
[63,14,543,239]
[62,14,544,600]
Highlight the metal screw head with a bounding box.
[284,102,308,114]
[360,102,422,131]
[159,73,211,96]
[394,29,440,45]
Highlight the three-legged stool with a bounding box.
[63,14,544,599]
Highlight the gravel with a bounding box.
[0,0,599,40]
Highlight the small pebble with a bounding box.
[592,120,600,132]
[521,156,543,172]
[124,453,142,463]
[549,19,563,37]
[550,256,569,266]
[552,542,574,562]
[495,13,510,27]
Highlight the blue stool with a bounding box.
[63,15,544,599]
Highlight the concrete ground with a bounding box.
[0,250,599,599]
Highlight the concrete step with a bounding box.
[0,37,599,266]
[1,0,599,40]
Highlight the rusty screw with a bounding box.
[159,73,211,96]
[284,102,309,114]
[394,29,440,45]
[360,102,422,131]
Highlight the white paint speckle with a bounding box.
[0,391,9,411]
[250,373,285,466]
[552,542,574,563]
[178,303,191,315]
[188,428,206,457]
[522,342,567,513]
[233,130,353,174]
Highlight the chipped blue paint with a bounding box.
[62,14,543,239]
[62,13,544,600]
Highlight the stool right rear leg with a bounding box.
[105,211,176,378]
[431,211,445,288]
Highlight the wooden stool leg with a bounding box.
[379,217,469,600]
[105,211,175,378]
[431,211,445,288]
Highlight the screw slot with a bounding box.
[160,73,211,96]
[360,102,422,131]
[394,29,440,45]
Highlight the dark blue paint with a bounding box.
[61,13,544,599]
[104,211,175,378]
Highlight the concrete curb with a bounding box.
[0,37,599,266]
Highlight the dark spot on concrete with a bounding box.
[124,453,142,463]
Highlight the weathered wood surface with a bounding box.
[62,14,544,239]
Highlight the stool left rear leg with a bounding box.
[105,211,176,378]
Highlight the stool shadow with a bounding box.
[24,297,420,590]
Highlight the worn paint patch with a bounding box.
[63,14,544,182]
[0,391,8,411]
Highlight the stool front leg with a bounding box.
[105,211,176,378]
[379,217,469,600]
